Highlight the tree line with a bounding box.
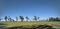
[49,17,60,21]
[0,16,60,22]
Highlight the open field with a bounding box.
[0,22,60,29]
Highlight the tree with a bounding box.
[55,17,60,21]
[0,18,1,22]
[38,17,40,19]
[4,16,8,22]
[19,16,24,22]
[26,16,29,22]
[11,19,15,22]
[49,17,54,21]
[49,17,60,21]
[8,16,11,22]
[33,16,38,21]
[16,17,18,22]
[38,17,40,21]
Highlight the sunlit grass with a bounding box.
[1,22,60,28]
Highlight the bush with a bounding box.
[0,23,5,25]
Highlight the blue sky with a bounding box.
[0,0,60,19]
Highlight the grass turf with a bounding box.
[0,22,60,28]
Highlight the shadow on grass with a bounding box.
[0,23,6,29]
[6,25,56,29]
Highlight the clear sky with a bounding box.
[0,0,60,19]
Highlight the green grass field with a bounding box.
[0,22,60,29]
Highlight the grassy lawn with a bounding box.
[0,22,60,29]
